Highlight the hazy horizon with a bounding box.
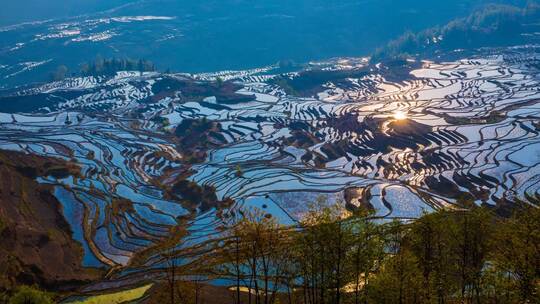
[2,0,531,87]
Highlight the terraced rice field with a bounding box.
[0,47,538,289]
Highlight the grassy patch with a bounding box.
[64,284,152,304]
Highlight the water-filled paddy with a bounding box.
[0,47,539,288]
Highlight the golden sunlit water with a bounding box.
[393,111,408,120]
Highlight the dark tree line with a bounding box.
[205,198,539,304]
[49,56,157,81]
[11,197,535,304]
[372,2,540,61]
[80,56,156,77]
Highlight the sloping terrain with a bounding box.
[0,150,102,291]
[0,46,538,293]
[373,3,540,61]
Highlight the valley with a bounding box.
[0,46,538,297]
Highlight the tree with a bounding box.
[94,55,104,74]
[240,209,290,304]
[164,250,179,304]
[450,208,493,304]
[148,196,538,304]
[348,209,385,304]
[368,220,422,304]
[371,4,540,62]
[216,77,224,88]
[138,59,145,75]
[218,208,294,304]
[149,223,200,304]
[295,196,355,304]
[407,211,460,303]
[235,165,243,178]
[218,214,248,304]
[80,57,156,77]
[490,205,540,303]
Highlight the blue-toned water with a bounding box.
[53,186,105,268]
[0,0,528,88]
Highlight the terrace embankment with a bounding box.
[174,118,228,163]
[0,151,102,291]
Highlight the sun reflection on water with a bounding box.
[393,111,408,120]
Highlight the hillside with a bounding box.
[0,150,102,292]
[372,3,540,61]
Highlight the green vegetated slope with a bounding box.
[372,2,540,61]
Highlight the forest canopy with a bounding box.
[372,2,540,61]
